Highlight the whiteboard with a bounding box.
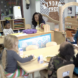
[13,6,22,19]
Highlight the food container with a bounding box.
[38,55,43,64]
[19,48,23,56]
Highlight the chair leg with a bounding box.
[32,73,34,78]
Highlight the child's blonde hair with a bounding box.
[2,35,18,69]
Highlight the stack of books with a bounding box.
[14,19,24,29]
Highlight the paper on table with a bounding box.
[43,63,49,66]
[11,33,28,37]
[16,34,28,37]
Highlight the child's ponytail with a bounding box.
[2,48,7,69]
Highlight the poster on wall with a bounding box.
[40,0,65,22]
[68,7,72,14]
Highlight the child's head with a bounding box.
[2,35,18,69]
[4,35,18,50]
[32,12,43,27]
[4,20,10,29]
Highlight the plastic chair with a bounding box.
[46,41,57,47]
[26,45,38,78]
[26,45,38,51]
[57,64,74,78]
[0,65,24,78]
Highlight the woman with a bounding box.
[32,12,45,31]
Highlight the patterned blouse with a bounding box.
[48,55,73,78]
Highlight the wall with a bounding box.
[30,0,36,17]
[23,0,32,24]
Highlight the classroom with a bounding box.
[0,0,78,78]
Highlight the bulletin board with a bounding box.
[40,0,65,22]
[0,0,23,20]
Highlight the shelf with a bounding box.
[65,28,77,31]
[13,28,25,30]
[65,23,78,27]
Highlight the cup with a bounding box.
[38,55,43,64]
[19,48,23,56]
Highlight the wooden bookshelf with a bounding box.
[65,18,78,37]
[0,18,25,32]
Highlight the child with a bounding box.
[2,35,33,78]
[40,42,74,78]
[73,38,78,76]
[3,20,14,35]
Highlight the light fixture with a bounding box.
[26,0,30,9]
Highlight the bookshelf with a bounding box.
[0,18,25,33]
[65,18,78,38]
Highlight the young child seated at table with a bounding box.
[40,42,74,78]
[2,35,33,78]
[3,20,14,35]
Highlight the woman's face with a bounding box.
[34,14,39,22]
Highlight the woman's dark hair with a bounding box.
[59,44,74,61]
[32,12,44,28]
[4,20,10,26]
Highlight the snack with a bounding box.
[46,56,51,62]
[44,56,53,62]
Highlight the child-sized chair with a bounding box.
[26,45,39,78]
[46,41,57,47]
[57,64,74,78]
[0,65,24,78]
[26,45,38,51]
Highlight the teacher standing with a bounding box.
[32,12,45,31]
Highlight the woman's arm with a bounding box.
[13,51,33,63]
